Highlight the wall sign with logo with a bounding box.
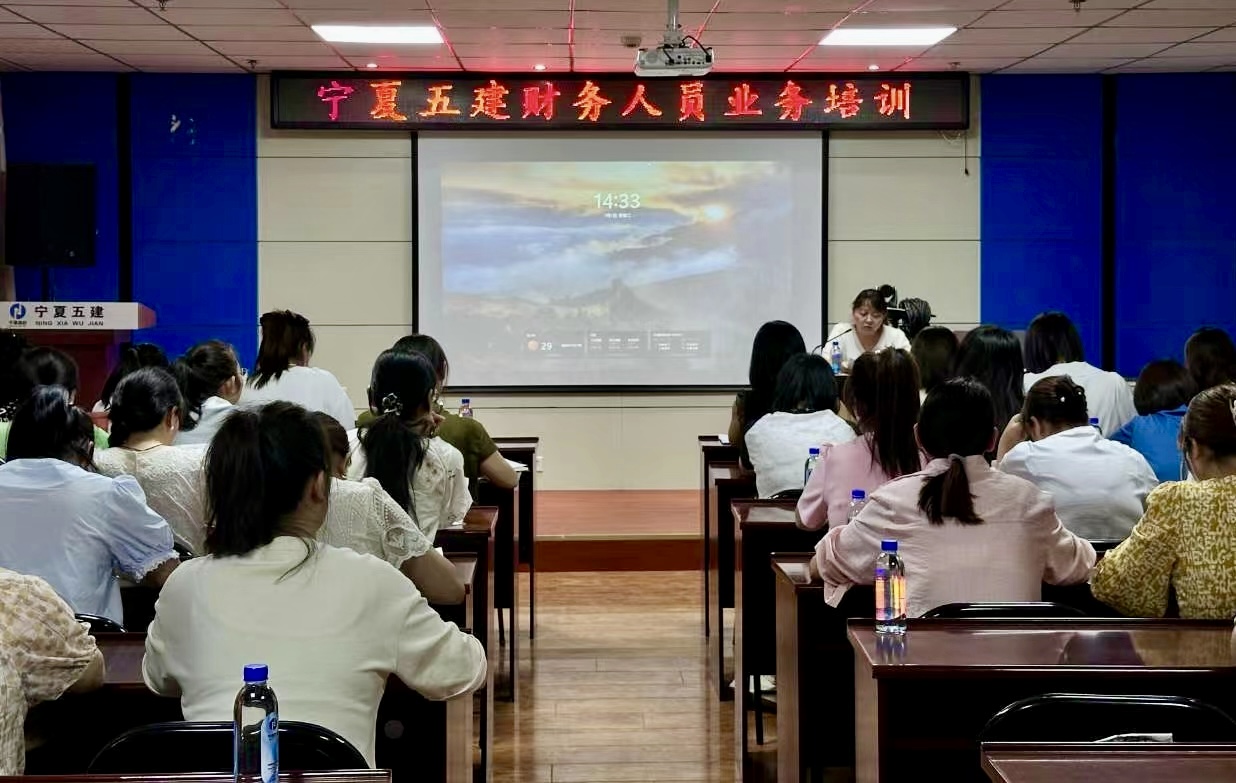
[271,72,969,131]
[3,301,155,331]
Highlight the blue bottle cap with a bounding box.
[880,539,898,552]
[1089,417,1099,425]
[243,664,269,683]
[462,398,471,404]
[809,447,821,456]
[852,489,866,501]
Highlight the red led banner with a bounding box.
[272,72,969,131]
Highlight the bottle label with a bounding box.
[260,712,278,783]
[875,571,887,618]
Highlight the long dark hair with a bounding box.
[392,334,449,385]
[7,386,96,467]
[916,378,994,525]
[910,326,958,394]
[1184,327,1236,392]
[360,350,436,515]
[107,367,184,448]
[955,325,1025,434]
[771,354,838,414]
[174,340,240,432]
[205,401,329,558]
[251,310,315,390]
[844,349,921,479]
[1024,311,1085,374]
[745,320,806,426]
[1022,375,1089,431]
[99,343,168,409]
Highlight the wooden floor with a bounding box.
[494,570,766,782]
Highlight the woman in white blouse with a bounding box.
[142,401,485,767]
[824,287,911,371]
[350,350,472,541]
[997,375,1158,541]
[240,310,355,428]
[172,340,244,447]
[1022,311,1135,435]
[745,353,855,497]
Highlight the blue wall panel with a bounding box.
[1114,74,1236,377]
[980,74,1105,365]
[128,74,258,368]
[1,73,119,302]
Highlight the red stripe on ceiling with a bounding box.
[784,0,878,72]
[424,0,466,71]
[691,0,722,45]
[568,0,577,72]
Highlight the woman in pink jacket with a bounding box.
[814,377,1095,617]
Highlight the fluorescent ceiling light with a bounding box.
[820,27,956,46]
[312,25,443,44]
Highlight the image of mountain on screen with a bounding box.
[550,279,664,322]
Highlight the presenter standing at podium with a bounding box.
[826,288,911,371]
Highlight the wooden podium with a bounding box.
[2,301,157,407]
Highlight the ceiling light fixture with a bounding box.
[533,63,547,71]
[820,27,957,46]
[366,62,378,68]
[868,64,880,70]
[311,25,443,44]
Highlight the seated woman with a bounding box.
[1091,384,1236,619]
[0,348,109,459]
[954,325,1025,438]
[728,321,806,464]
[815,378,1095,617]
[998,376,1158,541]
[241,310,355,428]
[797,349,922,530]
[1022,311,1135,435]
[93,343,169,413]
[824,287,911,371]
[173,340,245,447]
[315,412,464,605]
[0,387,178,624]
[351,351,472,541]
[910,325,958,401]
[745,354,855,498]
[1185,326,1236,392]
[141,402,486,767]
[0,568,105,775]
[1110,360,1196,483]
[95,368,208,552]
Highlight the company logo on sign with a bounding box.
[8,303,26,321]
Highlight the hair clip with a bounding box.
[380,393,403,416]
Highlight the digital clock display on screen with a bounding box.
[593,193,642,210]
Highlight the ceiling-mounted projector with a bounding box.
[634,0,714,77]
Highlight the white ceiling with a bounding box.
[1,0,1235,73]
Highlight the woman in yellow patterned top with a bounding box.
[1091,384,1236,619]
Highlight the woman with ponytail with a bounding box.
[241,310,355,428]
[0,386,178,625]
[142,401,485,766]
[814,378,1094,617]
[172,340,245,447]
[94,368,208,552]
[350,350,471,540]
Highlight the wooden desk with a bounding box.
[706,462,756,700]
[0,773,392,783]
[493,436,538,640]
[731,501,821,781]
[431,555,477,637]
[981,743,1236,783]
[436,506,497,783]
[851,620,1236,783]
[699,436,740,638]
[772,556,863,783]
[475,481,519,703]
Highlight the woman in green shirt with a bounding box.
[0,346,109,460]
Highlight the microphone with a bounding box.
[813,327,853,355]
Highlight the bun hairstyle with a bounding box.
[916,378,996,526]
[99,342,169,410]
[107,367,184,448]
[252,310,315,390]
[174,340,240,432]
[205,401,330,559]
[6,385,95,467]
[360,350,437,516]
[1181,384,1236,461]
[1022,375,1089,430]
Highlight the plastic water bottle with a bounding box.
[875,540,907,635]
[803,447,821,485]
[234,664,278,783]
[1089,416,1101,434]
[829,341,843,374]
[458,398,473,419]
[848,489,868,523]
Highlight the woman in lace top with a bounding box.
[349,350,472,542]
